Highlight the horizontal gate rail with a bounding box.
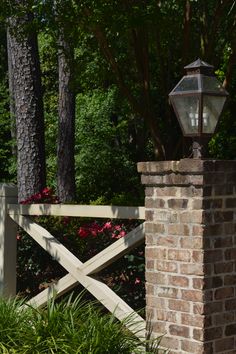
[8,204,145,219]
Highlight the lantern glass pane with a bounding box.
[171,95,200,134]
[202,95,227,134]
[202,76,226,93]
[173,76,198,92]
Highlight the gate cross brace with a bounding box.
[9,214,145,339]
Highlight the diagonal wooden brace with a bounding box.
[10,214,145,338]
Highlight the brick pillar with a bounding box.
[138,159,236,354]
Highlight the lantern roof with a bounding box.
[184,58,214,75]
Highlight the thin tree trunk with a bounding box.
[8,12,46,202]
[57,32,76,202]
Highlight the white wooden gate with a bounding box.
[7,203,146,338]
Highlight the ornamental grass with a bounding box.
[0,293,166,354]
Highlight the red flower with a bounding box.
[77,227,90,238]
[103,221,112,230]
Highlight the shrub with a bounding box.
[0,294,166,354]
[17,188,145,311]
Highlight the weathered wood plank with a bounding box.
[8,204,145,219]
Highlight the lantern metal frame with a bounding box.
[169,59,229,138]
[169,59,229,158]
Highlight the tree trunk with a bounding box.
[57,33,76,202]
[7,28,17,157]
[8,12,46,202]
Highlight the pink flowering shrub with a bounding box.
[17,188,145,311]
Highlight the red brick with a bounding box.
[180,237,203,249]
[225,249,236,260]
[192,224,205,236]
[224,274,236,285]
[154,186,178,197]
[213,312,234,325]
[180,263,204,275]
[181,340,204,353]
[192,198,202,210]
[160,336,180,351]
[181,313,204,327]
[168,275,189,288]
[215,337,235,352]
[167,198,188,209]
[145,210,154,221]
[204,224,223,236]
[156,309,177,322]
[169,324,189,338]
[214,262,234,274]
[192,250,204,263]
[204,172,225,184]
[156,286,179,299]
[145,283,154,295]
[225,324,236,336]
[193,303,205,315]
[153,223,166,233]
[146,272,167,285]
[204,301,223,315]
[155,261,178,273]
[193,276,223,289]
[145,197,165,208]
[214,287,234,300]
[193,328,204,341]
[145,187,154,196]
[204,327,223,341]
[156,235,178,248]
[205,250,223,263]
[224,223,236,235]
[214,236,233,248]
[193,278,205,289]
[225,298,236,310]
[146,259,154,270]
[168,299,190,313]
[225,198,236,208]
[146,247,167,259]
[146,296,166,308]
[151,320,167,334]
[180,210,203,223]
[168,224,190,236]
[214,211,234,223]
[168,249,191,262]
[181,289,203,302]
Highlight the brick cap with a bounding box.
[137,159,236,174]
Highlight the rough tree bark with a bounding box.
[7,28,17,157]
[57,31,76,202]
[8,10,46,202]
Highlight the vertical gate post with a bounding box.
[0,184,18,297]
[138,160,236,354]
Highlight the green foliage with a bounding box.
[0,80,15,181]
[208,111,236,159]
[0,294,165,354]
[0,24,15,181]
[75,87,143,204]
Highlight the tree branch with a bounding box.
[82,6,165,159]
